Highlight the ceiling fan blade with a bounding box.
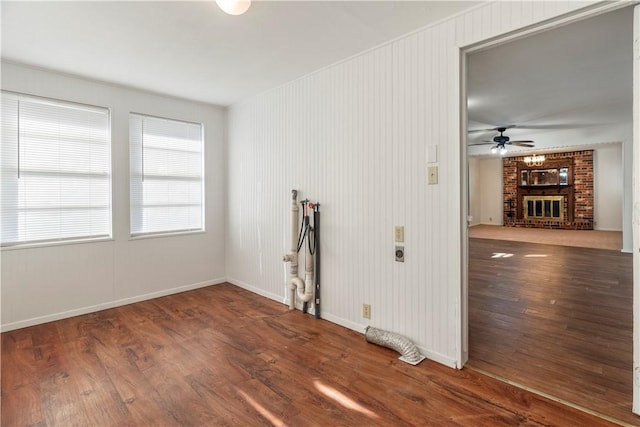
[510,141,535,147]
[468,142,495,146]
[468,124,516,134]
[468,128,496,134]
[514,123,595,130]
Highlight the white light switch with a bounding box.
[428,166,438,185]
[426,145,438,163]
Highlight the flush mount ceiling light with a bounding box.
[216,0,251,15]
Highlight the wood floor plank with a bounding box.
[468,237,636,425]
[1,331,45,426]
[2,283,623,426]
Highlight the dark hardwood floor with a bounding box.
[2,283,620,426]
[468,238,636,425]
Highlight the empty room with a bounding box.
[465,6,637,424]
[2,1,639,426]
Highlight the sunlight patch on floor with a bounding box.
[314,380,379,419]
[236,388,285,426]
[491,252,514,258]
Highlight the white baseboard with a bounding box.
[226,277,365,331]
[315,312,458,368]
[420,348,458,368]
[1,277,227,332]
[320,311,368,334]
[4,275,460,369]
[225,277,459,369]
[226,277,288,306]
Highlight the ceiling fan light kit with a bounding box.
[469,125,535,155]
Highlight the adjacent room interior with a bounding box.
[465,6,635,424]
[1,1,638,425]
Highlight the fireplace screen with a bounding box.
[523,195,564,221]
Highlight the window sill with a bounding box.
[129,230,206,241]
[1,236,114,251]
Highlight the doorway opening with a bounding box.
[462,5,636,424]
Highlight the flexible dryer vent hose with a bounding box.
[365,326,426,365]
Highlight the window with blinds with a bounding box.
[1,92,112,247]
[129,114,204,237]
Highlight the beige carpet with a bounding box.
[469,224,622,251]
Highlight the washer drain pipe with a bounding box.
[365,326,426,365]
[283,190,313,309]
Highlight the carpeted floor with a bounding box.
[468,224,622,251]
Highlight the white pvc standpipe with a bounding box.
[283,190,303,309]
[284,191,299,309]
[283,190,314,310]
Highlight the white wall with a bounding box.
[595,143,624,231]
[226,1,598,367]
[0,62,227,331]
[467,157,481,225]
[478,157,503,225]
[468,157,503,226]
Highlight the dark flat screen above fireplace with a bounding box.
[520,167,570,186]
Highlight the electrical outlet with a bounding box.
[363,304,371,319]
[395,246,405,262]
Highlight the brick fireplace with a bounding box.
[503,150,593,230]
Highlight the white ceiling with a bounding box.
[1,1,479,106]
[2,1,634,146]
[467,5,634,154]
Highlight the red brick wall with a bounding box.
[503,150,593,230]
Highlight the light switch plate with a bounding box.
[426,145,438,163]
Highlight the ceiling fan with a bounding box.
[468,125,535,155]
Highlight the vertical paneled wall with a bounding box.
[226,1,594,367]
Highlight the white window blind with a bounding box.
[1,92,111,247]
[129,114,204,236]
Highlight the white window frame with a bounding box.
[1,91,112,249]
[129,113,205,238]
